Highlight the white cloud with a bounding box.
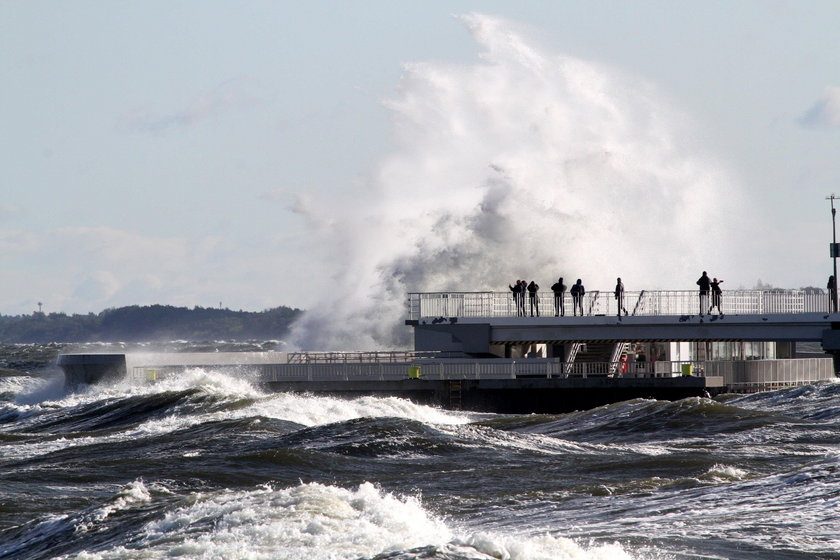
[0,229,40,253]
[0,219,317,317]
[799,86,840,128]
[0,203,21,219]
[52,226,194,263]
[1,227,229,313]
[43,227,200,311]
[72,270,121,302]
[119,77,262,134]
[257,188,295,202]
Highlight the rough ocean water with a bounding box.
[1,343,839,560]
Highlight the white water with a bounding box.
[289,12,745,351]
[2,369,473,462]
[68,481,636,560]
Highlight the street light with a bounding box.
[829,194,838,313]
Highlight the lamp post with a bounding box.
[830,195,838,313]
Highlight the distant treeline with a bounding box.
[0,305,302,343]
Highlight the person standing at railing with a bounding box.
[509,280,521,316]
[614,277,628,317]
[527,280,540,316]
[709,277,724,315]
[571,279,585,316]
[517,280,526,316]
[828,275,837,313]
[551,277,566,317]
[697,271,711,316]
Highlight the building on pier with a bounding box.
[407,289,840,379]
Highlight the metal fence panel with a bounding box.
[134,357,835,392]
[407,290,831,320]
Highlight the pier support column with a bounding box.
[820,327,840,376]
[830,352,840,377]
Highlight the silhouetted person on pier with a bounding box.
[527,280,540,316]
[510,280,527,317]
[697,271,711,315]
[571,279,585,316]
[615,277,628,317]
[829,275,837,313]
[709,278,724,314]
[551,277,566,316]
[509,280,522,316]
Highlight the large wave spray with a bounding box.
[290,13,744,350]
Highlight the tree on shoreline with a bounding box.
[0,305,302,343]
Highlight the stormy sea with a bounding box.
[1,342,839,560]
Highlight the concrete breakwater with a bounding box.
[55,351,755,413]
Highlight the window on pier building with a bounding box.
[691,341,776,361]
[744,341,775,360]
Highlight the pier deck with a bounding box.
[55,289,839,414]
[407,290,840,354]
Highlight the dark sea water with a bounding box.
[1,343,839,560]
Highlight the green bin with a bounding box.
[408,366,421,379]
[681,363,693,376]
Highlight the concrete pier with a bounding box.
[55,288,839,413]
[265,375,722,414]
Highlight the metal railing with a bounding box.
[407,290,829,320]
[258,358,617,381]
[286,351,439,364]
[264,358,833,384]
[704,357,834,391]
[130,357,834,391]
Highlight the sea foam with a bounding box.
[72,481,638,560]
[1,369,474,462]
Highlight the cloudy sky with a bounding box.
[3,1,840,334]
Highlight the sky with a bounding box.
[2,1,840,347]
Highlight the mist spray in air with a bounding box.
[290,13,743,351]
